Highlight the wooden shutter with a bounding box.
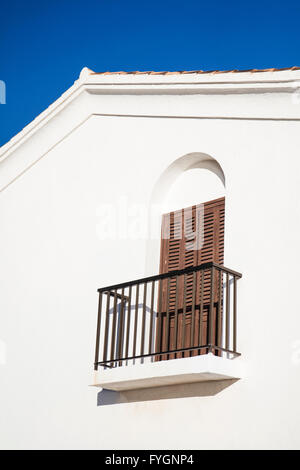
[157,197,225,359]
[160,197,224,271]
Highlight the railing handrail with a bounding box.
[95,344,241,368]
[97,262,242,293]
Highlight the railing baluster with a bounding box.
[226,273,230,351]
[209,266,215,352]
[217,268,223,356]
[102,291,111,367]
[124,286,132,365]
[199,269,204,354]
[233,275,237,352]
[164,277,171,360]
[132,284,139,364]
[174,276,179,359]
[110,290,118,367]
[148,280,155,357]
[157,278,163,360]
[140,282,147,362]
[117,288,125,366]
[190,271,196,357]
[94,292,103,370]
[181,274,187,358]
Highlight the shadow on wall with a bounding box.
[97,379,238,406]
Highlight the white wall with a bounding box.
[1,76,300,449]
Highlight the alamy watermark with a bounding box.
[0,340,7,365]
[96,197,205,250]
[292,81,300,104]
[0,80,6,104]
[291,340,300,365]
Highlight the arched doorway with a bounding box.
[147,152,226,360]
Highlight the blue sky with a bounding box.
[0,0,299,147]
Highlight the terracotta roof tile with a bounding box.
[90,66,300,76]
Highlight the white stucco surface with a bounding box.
[0,69,300,449]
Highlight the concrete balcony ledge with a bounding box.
[92,353,244,391]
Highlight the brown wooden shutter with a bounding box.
[160,197,224,272]
[157,197,225,359]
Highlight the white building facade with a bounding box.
[1,67,300,449]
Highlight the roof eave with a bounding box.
[1,66,300,160]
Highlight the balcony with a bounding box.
[93,262,243,391]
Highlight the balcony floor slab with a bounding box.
[92,353,243,391]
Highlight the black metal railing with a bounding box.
[94,262,242,370]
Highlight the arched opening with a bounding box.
[145,152,226,361]
[151,152,225,205]
[163,167,225,214]
[146,152,225,275]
